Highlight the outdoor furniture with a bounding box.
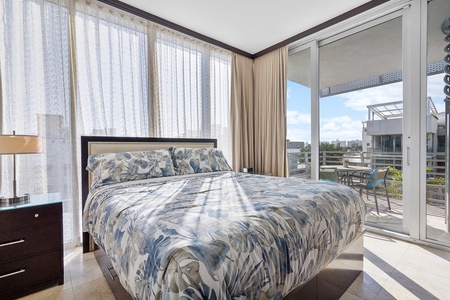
[350,166,391,215]
[320,165,372,185]
[319,167,339,182]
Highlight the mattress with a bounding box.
[83,171,366,299]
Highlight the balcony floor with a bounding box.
[362,192,450,245]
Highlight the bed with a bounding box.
[81,136,366,300]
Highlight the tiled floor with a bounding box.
[18,247,114,300]
[341,232,450,300]
[18,233,450,300]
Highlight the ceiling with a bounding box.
[288,0,448,93]
[115,0,448,92]
[118,0,372,55]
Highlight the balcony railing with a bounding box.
[288,151,445,203]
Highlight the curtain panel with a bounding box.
[151,25,232,160]
[253,46,288,177]
[0,0,232,248]
[230,53,254,172]
[0,0,78,246]
[73,0,150,137]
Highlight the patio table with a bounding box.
[320,165,372,185]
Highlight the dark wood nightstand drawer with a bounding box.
[0,202,62,230]
[0,222,62,263]
[0,195,63,299]
[0,250,62,299]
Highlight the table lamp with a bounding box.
[0,131,42,204]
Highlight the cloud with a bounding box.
[288,74,447,143]
[320,116,363,142]
[435,102,445,114]
[340,75,447,114]
[287,110,310,125]
[322,116,353,124]
[287,115,364,142]
[287,128,310,142]
[428,74,446,112]
[341,83,403,111]
[287,86,292,99]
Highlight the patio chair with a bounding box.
[319,168,339,182]
[351,166,391,215]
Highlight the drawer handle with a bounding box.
[106,266,118,280]
[0,269,25,279]
[35,213,39,218]
[0,239,25,248]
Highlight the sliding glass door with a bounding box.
[424,0,450,246]
[318,15,407,234]
[287,47,312,178]
[286,0,450,248]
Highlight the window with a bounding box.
[75,4,150,136]
[153,29,232,159]
[0,0,232,248]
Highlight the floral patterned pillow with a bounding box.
[86,149,175,189]
[169,147,232,175]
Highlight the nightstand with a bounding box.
[242,167,254,174]
[0,194,63,299]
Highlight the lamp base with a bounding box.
[0,194,31,206]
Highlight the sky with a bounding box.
[287,74,446,143]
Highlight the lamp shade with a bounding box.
[0,134,42,154]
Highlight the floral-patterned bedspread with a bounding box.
[83,172,366,300]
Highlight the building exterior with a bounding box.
[331,140,347,147]
[347,140,362,148]
[287,140,305,149]
[362,98,444,153]
[330,139,362,148]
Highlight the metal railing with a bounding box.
[288,151,446,202]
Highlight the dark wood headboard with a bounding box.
[81,135,217,252]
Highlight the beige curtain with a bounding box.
[231,53,254,172]
[253,46,288,177]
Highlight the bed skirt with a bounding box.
[94,231,365,300]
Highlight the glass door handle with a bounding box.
[407,147,410,166]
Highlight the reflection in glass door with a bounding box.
[425,0,450,246]
[318,16,406,234]
[287,47,312,179]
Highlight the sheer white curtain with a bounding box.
[152,26,232,161]
[210,49,232,162]
[0,0,78,246]
[0,0,232,249]
[73,0,150,137]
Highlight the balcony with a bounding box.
[288,151,449,244]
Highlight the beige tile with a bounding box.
[72,277,115,300]
[396,245,450,281]
[18,232,450,300]
[64,268,72,286]
[377,276,439,300]
[340,291,365,300]
[375,289,437,300]
[65,248,96,265]
[363,234,409,269]
[18,285,74,300]
[386,263,450,299]
[363,258,392,280]
[345,272,386,300]
[69,257,104,288]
